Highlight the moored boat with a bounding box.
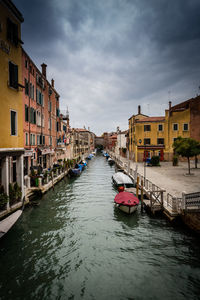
[112,172,134,188]
[114,187,139,214]
[108,157,115,165]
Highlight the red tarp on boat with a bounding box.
[114,192,139,207]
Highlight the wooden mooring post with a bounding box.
[141,179,144,212]
[136,176,139,199]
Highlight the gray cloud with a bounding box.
[15,0,200,135]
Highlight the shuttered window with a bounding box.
[11,110,17,135]
[25,78,29,95]
[7,18,18,46]
[25,104,29,122]
[9,61,18,89]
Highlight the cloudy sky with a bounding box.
[15,0,200,135]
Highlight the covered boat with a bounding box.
[108,157,115,165]
[112,172,134,188]
[69,164,82,177]
[114,188,139,214]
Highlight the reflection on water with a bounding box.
[0,154,200,300]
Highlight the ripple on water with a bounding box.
[0,155,200,300]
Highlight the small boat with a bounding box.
[79,160,87,169]
[69,164,82,177]
[87,154,94,160]
[112,172,134,188]
[0,198,25,239]
[114,187,139,214]
[108,157,115,165]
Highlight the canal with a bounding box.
[0,155,200,300]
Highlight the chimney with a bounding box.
[138,105,141,114]
[169,101,172,110]
[51,78,54,88]
[41,63,47,78]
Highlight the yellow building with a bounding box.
[0,0,24,202]
[129,100,192,162]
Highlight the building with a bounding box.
[129,97,200,162]
[115,128,128,158]
[22,49,60,178]
[71,128,95,159]
[0,0,25,203]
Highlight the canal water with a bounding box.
[0,155,200,300]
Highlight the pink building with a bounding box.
[22,49,60,175]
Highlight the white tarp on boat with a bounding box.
[112,172,133,186]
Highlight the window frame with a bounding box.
[183,123,189,131]
[144,138,151,145]
[173,123,179,131]
[158,124,163,132]
[9,61,18,90]
[10,109,17,136]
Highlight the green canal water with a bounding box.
[0,155,200,300]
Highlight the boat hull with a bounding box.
[115,203,138,214]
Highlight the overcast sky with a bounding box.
[15,0,200,135]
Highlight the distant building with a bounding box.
[0,0,25,201]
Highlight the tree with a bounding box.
[173,137,200,174]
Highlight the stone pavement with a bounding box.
[120,156,200,198]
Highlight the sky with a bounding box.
[14,0,200,135]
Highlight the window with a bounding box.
[25,60,28,68]
[157,138,164,145]
[9,61,18,89]
[25,133,28,145]
[37,135,40,145]
[36,89,43,105]
[33,134,35,146]
[30,134,33,145]
[25,78,29,95]
[144,125,151,131]
[49,136,52,145]
[48,118,52,130]
[30,83,34,99]
[10,110,17,135]
[30,107,36,124]
[43,135,45,145]
[56,108,60,117]
[173,138,177,142]
[183,123,189,131]
[40,135,42,145]
[7,18,18,46]
[144,138,151,145]
[48,101,52,112]
[42,114,44,127]
[173,123,178,131]
[158,124,163,131]
[57,121,59,132]
[25,105,29,122]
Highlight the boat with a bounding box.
[114,187,139,214]
[87,154,94,160]
[112,172,135,188]
[69,164,82,177]
[108,157,115,165]
[0,198,25,239]
[79,160,87,169]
